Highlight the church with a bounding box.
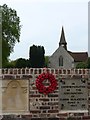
[49,27,88,69]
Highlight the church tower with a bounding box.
[59,27,67,50]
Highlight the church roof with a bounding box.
[68,51,88,62]
[59,27,67,45]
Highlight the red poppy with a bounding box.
[36,73,57,95]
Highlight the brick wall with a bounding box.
[1,68,90,119]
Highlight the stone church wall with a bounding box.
[1,68,90,119]
[49,46,74,69]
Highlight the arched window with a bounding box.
[59,56,63,66]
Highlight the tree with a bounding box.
[1,4,21,67]
[76,62,87,69]
[5,60,16,68]
[45,56,49,67]
[29,45,45,68]
[76,57,90,69]
[15,58,30,68]
[87,57,90,68]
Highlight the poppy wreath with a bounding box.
[36,72,57,95]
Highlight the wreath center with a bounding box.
[42,79,51,87]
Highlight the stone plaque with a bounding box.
[2,80,29,114]
[59,78,88,111]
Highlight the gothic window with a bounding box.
[59,56,63,66]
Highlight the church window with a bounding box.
[59,56,63,66]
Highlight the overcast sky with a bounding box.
[0,0,89,60]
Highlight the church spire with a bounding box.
[59,26,67,50]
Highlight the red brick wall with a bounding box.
[1,68,90,119]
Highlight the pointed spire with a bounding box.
[59,26,67,50]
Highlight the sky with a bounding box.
[0,0,89,60]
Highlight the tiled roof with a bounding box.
[68,51,88,62]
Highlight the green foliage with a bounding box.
[29,45,45,68]
[5,60,16,68]
[1,4,21,67]
[15,58,30,68]
[5,58,30,68]
[76,62,87,69]
[76,57,90,69]
[45,56,49,67]
[87,57,90,68]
